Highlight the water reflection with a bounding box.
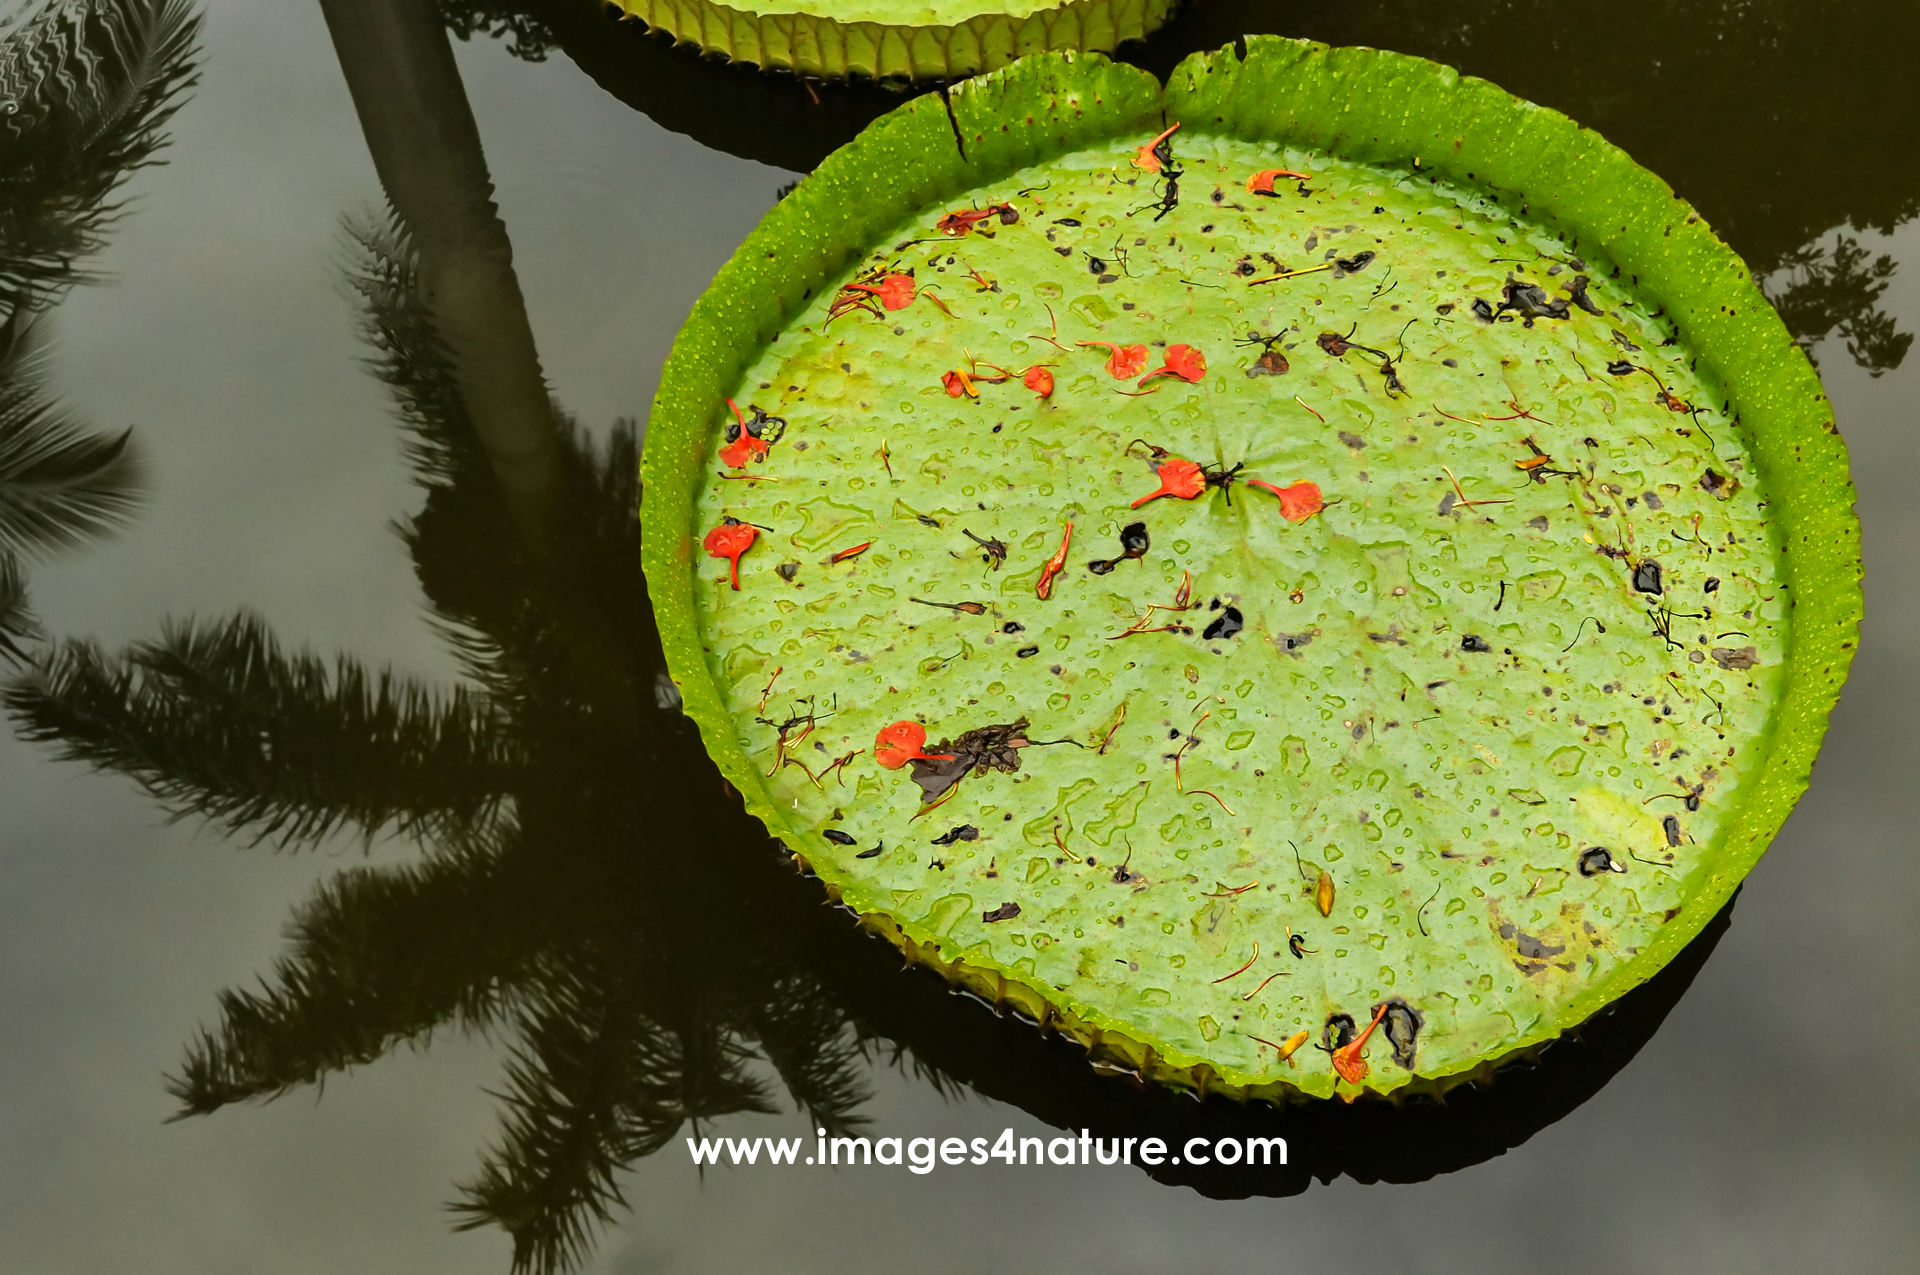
[0,2,1752,1272]
[0,0,196,652]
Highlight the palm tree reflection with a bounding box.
[0,0,197,653]
[10,216,880,1273]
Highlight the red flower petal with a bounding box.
[1023,366,1054,398]
[873,721,926,769]
[1332,1003,1389,1084]
[702,521,758,590]
[1140,343,1207,386]
[1245,167,1311,195]
[1248,479,1325,522]
[1131,122,1180,173]
[1131,458,1205,508]
[936,208,993,237]
[718,434,770,469]
[941,369,975,398]
[873,720,957,770]
[1077,340,1150,379]
[874,273,915,310]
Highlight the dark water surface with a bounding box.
[0,1,1914,1271]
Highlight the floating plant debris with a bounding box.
[646,41,1854,1105]
[1088,520,1150,574]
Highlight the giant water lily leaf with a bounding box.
[642,42,1860,1099]
[605,0,1175,81]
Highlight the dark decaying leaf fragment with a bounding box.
[908,717,1031,804]
[1088,520,1150,574]
[1380,998,1422,1069]
[1331,250,1375,277]
[981,901,1021,922]
[1201,606,1244,641]
[1578,846,1625,876]
[1496,278,1571,323]
[931,824,979,845]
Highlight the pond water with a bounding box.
[0,1,1913,1271]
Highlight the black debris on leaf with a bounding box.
[1578,846,1624,876]
[1496,278,1572,324]
[996,204,1019,224]
[1380,999,1423,1069]
[909,718,1031,804]
[1016,645,1040,658]
[1088,520,1150,574]
[823,829,857,845]
[1712,645,1759,670]
[1704,577,1721,592]
[1565,274,1604,314]
[982,901,1021,923]
[777,561,800,580]
[1461,634,1493,652]
[1237,329,1292,376]
[1331,249,1376,277]
[726,403,787,445]
[1633,559,1664,595]
[1700,467,1740,500]
[1322,1013,1357,1053]
[856,843,884,859]
[1663,815,1683,847]
[1202,606,1244,641]
[1001,621,1024,633]
[932,824,980,846]
[959,528,1008,571]
[1471,297,1496,322]
[1606,359,1637,376]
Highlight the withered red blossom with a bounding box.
[1332,1002,1389,1084]
[1248,479,1325,522]
[703,518,758,590]
[1077,340,1150,379]
[1138,343,1207,386]
[1245,167,1311,195]
[847,272,915,311]
[1036,522,1073,599]
[873,720,955,770]
[935,203,1013,237]
[1132,458,1205,508]
[1131,123,1180,173]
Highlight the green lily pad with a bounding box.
[606,0,1174,80]
[641,41,1860,1099]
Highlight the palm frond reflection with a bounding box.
[7,214,882,1275]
